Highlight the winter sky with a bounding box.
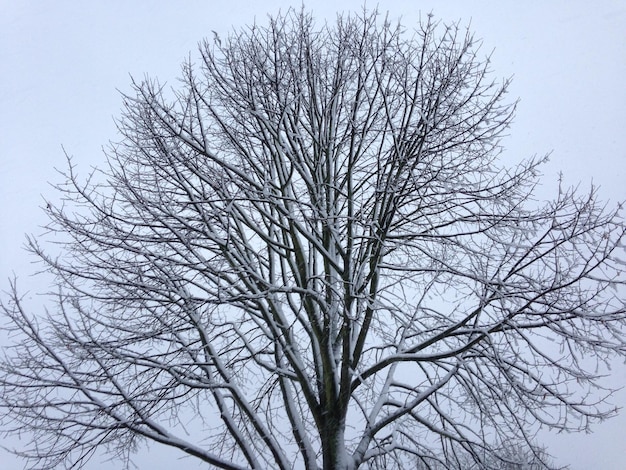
[1,1,625,468]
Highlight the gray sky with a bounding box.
[1,1,625,468]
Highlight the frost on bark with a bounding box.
[1,8,625,470]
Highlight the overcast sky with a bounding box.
[1,1,625,469]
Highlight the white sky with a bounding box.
[1,1,625,469]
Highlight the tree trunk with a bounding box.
[321,414,351,470]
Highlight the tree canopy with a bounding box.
[1,8,625,470]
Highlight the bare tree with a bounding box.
[1,8,625,470]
